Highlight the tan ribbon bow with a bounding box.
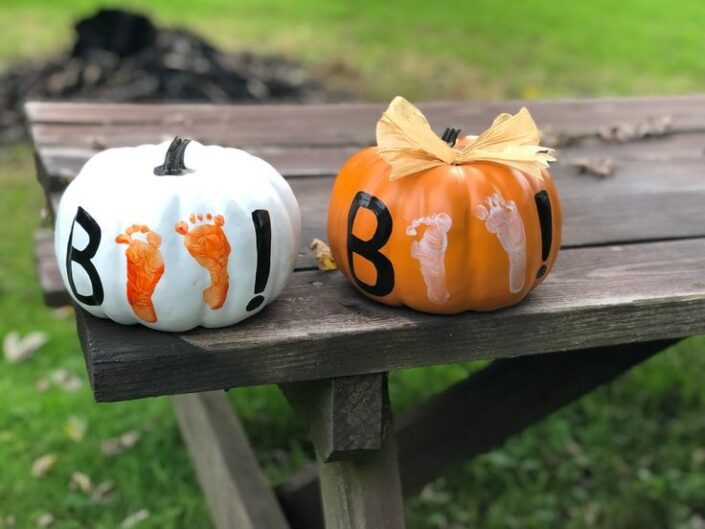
[376,96,555,181]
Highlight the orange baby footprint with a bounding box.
[175,213,231,310]
[115,224,165,323]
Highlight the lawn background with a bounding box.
[2,1,705,528]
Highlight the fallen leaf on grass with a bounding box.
[419,478,451,505]
[101,431,141,456]
[51,306,74,320]
[50,369,82,392]
[36,370,82,393]
[3,331,48,364]
[63,417,87,442]
[68,471,93,495]
[691,448,705,466]
[310,238,337,271]
[35,378,51,392]
[570,157,614,178]
[121,509,150,528]
[565,438,585,457]
[36,513,55,528]
[690,515,705,529]
[91,480,116,504]
[3,515,16,528]
[31,454,57,478]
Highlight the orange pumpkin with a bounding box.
[326,99,562,314]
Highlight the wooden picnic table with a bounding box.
[26,96,705,529]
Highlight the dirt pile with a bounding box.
[0,8,337,144]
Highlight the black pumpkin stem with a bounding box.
[154,137,192,175]
[441,127,461,146]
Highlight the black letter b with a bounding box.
[65,207,104,306]
[347,192,394,297]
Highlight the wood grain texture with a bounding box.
[24,96,705,139]
[313,377,404,529]
[28,96,705,189]
[36,145,362,191]
[316,429,405,529]
[279,374,402,529]
[276,340,675,529]
[34,131,705,196]
[31,97,705,276]
[280,374,387,462]
[173,391,290,529]
[77,238,705,401]
[39,154,705,275]
[34,229,68,307]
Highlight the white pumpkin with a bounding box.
[55,138,301,332]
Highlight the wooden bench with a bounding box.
[26,96,705,529]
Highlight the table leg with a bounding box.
[277,340,678,526]
[280,373,405,529]
[317,425,404,529]
[173,391,290,529]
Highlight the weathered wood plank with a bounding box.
[29,119,700,153]
[282,373,403,529]
[77,238,705,401]
[280,374,387,462]
[42,154,705,280]
[25,96,705,138]
[32,131,705,193]
[37,145,361,190]
[34,229,69,307]
[38,175,705,310]
[276,340,675,529]
[173,391,290,529]
[286,172,705,250]
[316,426,405,529]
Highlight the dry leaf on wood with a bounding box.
[63,416,87,442]
[540,128,587,148]
[310,238,337,271]
[101,431,141,456]
[3,331,48,364]
[36,513,55,528]
[599,116,672,143]
[68,471,93,495]
[542,116,672,148]
[570,157,615,178]
[121,509,150,528]
[31,454,57,478]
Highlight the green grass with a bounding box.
[1,0,705,100]
[2,1,705,527]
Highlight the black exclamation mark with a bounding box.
[246,209,272,311]
[534,191,553,279]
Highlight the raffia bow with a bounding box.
[376,96,555,181]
